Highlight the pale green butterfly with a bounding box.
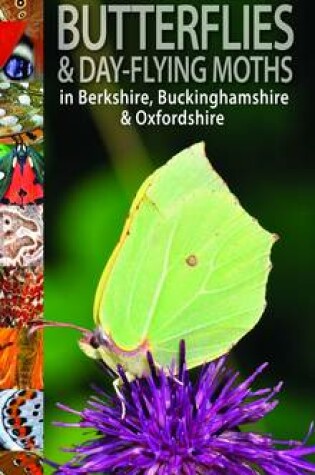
[78,142,276,381]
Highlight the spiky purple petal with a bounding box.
[53,344,315,475]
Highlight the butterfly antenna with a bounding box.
[28,320,91,337]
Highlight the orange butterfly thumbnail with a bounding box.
[0,328,43,389]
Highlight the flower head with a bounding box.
[54,342,315,474]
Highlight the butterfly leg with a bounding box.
[113,378,126,419]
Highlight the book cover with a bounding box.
[1,0,315,474]
[0,0,43,473]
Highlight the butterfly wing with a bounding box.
[0,0,43,75]
[94,142,228,320]
[0,81,43,143]
[0,389,43,451]
[0,329,18,389]
[0,270,44,328]
[0,21,26,68]
[95,143,276,370]
[0,329,43,389]
[1,147,43,205]
[0,452,43,475]
[28,147,44,185]
[0,150,14,201]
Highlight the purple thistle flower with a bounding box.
[53,342,315,475]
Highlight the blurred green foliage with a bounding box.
[45,0,314,471]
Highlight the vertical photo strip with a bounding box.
[0,1,43,473]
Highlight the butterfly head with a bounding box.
[36,320,151,381]
[79,327,151,381]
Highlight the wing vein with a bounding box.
[140,218,179,340]
[125,224,155,326]
[156,306,262,346]
[154,253,269,338]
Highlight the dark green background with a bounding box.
[45,0,315,470]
